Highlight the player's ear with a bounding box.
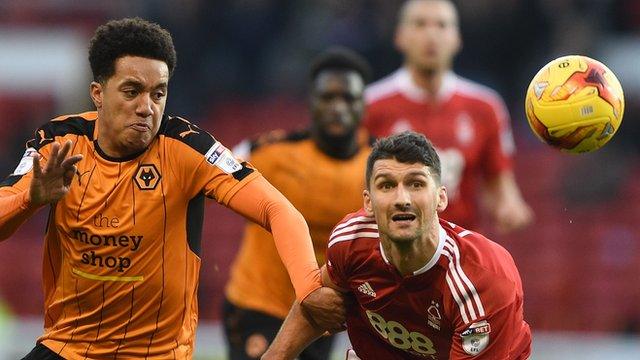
[90,81,103,109]
[436,185,448,213]
[363,189,374,216]
[394,26,406,54]
[453,30,463,56]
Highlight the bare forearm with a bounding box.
[262,302,325,360]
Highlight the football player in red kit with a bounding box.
[364,0,532,233]
[262,132,531,360]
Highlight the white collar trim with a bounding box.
[395,67,457,103]
[378,223,446,275]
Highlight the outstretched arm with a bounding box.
[227,177,346,330]
[0,141,82,240]
[483,171,533,234]
[262,265,347,360]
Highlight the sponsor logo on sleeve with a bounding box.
[461,320,491,355]
[204,142,242,174]
[12,147,37,176]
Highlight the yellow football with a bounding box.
[525,55,624,153]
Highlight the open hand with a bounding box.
[29,140,83,206]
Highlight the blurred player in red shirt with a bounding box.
[263,132,531,359]
[365,0,532,232]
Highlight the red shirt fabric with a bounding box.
[364,69,516,229]
[327,209,531,359]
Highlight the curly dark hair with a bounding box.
[309,46,372,84]
[366,131,442,188]
[88,17,177,83]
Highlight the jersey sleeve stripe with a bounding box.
[328,232,379,248]
[443,246,478,321]
[445,272,470,324]
[333,215,375,232]
[457,230,472,237]
[445,237,486,317]
[330,223,378,241]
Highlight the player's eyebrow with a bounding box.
[405,170,430,178]
[119,79,168,91]
[373,171,394,182]
[374,169,429,180]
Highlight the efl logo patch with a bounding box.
[205,142,242,174]
[134,164,161,190]
[461,320,491,355]
[12,147,37,176]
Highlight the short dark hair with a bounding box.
[309,46,372,84]
[366,131,441,188]
[88,17,177,83]
[398,0,458,27]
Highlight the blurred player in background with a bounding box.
[0,17,343,359]
[224,47,373,360]
[365,0,532,233]
[262,132,531,359]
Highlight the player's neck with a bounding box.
[406,65,446,97]
[96,128,145,160]
[311,127,360,160]
[382,225,439,277]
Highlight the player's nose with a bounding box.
[393,184,411,209]
[135,94,154,118]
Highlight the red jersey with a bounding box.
[326,209,531,359]
[364,69,516,229]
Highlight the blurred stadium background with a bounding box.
[0,0,639,359]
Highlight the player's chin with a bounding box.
[124,134,153,153]
[387,227,420,243]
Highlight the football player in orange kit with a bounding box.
[0,17,342,359]
[224,48,373,360]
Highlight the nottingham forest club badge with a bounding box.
[461,320,491,355]
[427,300,442,330]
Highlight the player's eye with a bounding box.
[378,182,394,190]
[411,181,425,189]
[320,94,335,102]
[152,91,166,101]
[123,89,138,98]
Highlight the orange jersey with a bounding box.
[226,131,371,319]
[0,112,259,359]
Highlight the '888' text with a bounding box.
[365,310,437,356]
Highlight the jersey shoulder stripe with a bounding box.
[454,76,510,121]
[328,215,378,248]
[26,114,97,150]
[250,129,311,153]
[160,116,255,182]
[159,115,217,155]
[365,70,402,104]
[442,236,486,324]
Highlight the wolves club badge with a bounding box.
[134,164,161,190]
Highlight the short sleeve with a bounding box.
[449,297,531,359]
[1,126,55,194]
[481,94,515,178]
[197,142,259,205]
[446,260,531,359]
[325,242,350,290]
[162,117,260,205]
